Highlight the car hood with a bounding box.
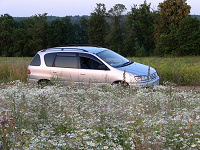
[117,62,156,76]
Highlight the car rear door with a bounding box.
[51,52,79,82]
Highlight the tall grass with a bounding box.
[1,56,200,86]
[130,56,200,86]
[0,57,31,82]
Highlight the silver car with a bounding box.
[27,46,159,86]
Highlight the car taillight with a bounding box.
[27,69,31,74]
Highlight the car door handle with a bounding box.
[80,74,85,75]
[53,71,57,73]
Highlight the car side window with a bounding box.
[30,54,41,66]
[80,57,101,69]
[80,53,108,70]
[54,52,79,68]
[44,53,57,67]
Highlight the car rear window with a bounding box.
[30,54,41,66]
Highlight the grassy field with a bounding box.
[1,56,200,86]
[129,56,200,86]
[0,81,199,149]
[0,57,31,82]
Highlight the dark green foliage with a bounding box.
[154,25,179,56]
[155,17,200,56]
[154,0,200,56]
[0,1,200,57]
[47,16,74,47]
[0,14,89,57]
[154,0,191,42]
[1,13,49,56]
[124,2,156,56]
[176,17,200,55]
[74,17,89,44]
[106,4,126,54]
[0,14,17,56]
[18,13,49,56]
[88,3,108,47]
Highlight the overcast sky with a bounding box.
[0,0,199,17]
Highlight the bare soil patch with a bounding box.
[175,86,200,92]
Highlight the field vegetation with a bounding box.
[129,56,200,86]
[1,56,200,86]
[0,57,31,82]
[0,81,199,149]
[0,56,200,149]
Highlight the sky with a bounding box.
[0,0,199,17]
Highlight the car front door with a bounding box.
[79,53,110,83]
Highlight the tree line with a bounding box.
[0,0,200,57]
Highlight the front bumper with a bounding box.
[129,77,160,87]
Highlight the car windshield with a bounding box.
[96,50,133,68]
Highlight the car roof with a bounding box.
[39,46,109,54]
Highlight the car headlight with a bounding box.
[134,76,148,82]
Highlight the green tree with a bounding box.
[72,17,89,44]
[124,1,156,56]
[47,16,74,47]
[79,17,89,44]
[10,27,27,56]
[12,13,49,56]
[177,17,200,55]
[154,24,178,56]
[155,16,200,56]
[88,3,108,46]
[48,19,65,47]
[106,4,126,54]
[0,14,17,56]
[154,0,191,42]
[61,16,75,44]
